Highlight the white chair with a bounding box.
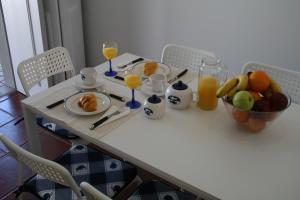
[242,62,300,104]
[0,134,82,199]
[17,47,79,140]
[161,44,216,72]
[80,182,113,200]
[0,134,138,200]
[17,46,75,97]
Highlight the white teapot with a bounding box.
[165,81,192,110]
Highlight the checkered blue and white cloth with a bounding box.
[25,144,137,200]
[36,117,79,139]
[127,181,197,200]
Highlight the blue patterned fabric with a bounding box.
[25,144,137,200]
[36,117,79,139]
[128,181,197,200]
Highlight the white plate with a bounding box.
[65,92,111,116]
[74,76,104,89]
[140,81,169,97]
[131,62,171,78]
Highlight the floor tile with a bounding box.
[0,121,27,152]
[0,109,14,127]
[0,153,34,198]
[0,93,26,117]
[0,86,15,99]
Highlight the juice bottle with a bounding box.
[197,56,228,110]
[197,76,219,110]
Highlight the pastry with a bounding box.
[78,93,97,112]
[144,61,158,76]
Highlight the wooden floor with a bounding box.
[0,85,158,200]
[0,85,72,200]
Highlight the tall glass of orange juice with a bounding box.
[197,56,228,110]
[103,41,118,77]
[124,74,141,109]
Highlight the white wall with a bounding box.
[2,0,48,94]
[82,0,300,75]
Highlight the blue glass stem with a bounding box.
[131,89,135,104]
[109,60,112,73]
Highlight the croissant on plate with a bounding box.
[144,61,158,76]
[78,93,97,112]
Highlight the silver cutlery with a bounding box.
[46,90,81,109]
[101,90,126,102]
[168,69,188,84]
[113,75,125,81]
[89,110,121,130]
[117,57,144,69]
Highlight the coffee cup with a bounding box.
[145,74,167,93]
[80,68,97,86]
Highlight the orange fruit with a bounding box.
[247,117,266,132]
[232,108,250,123]
[249,71,270,92]
[249,91,262,101]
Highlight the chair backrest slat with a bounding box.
[80,182,112,200]
[17,47,75,96]
[161,44,216,72]
[0,134,82,199]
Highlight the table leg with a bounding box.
[22,102,42,156]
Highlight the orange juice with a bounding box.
[197,75,219,110]
[103,47,117,60]
[124,74,141,89]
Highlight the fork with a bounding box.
[117,58,144,69]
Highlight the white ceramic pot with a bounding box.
[143,95,165,119]
[165,81,192,109]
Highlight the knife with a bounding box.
[114,75,125,81]
[168,69,188,84]
[104,92,126,102]
[46,91,81,109]
[118,57,144,69]
[89,110,121,130]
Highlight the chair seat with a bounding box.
[127,181,197,200]
[36,117,79,140]
[25,144,137,200]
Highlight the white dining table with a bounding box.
[21,53,300,200]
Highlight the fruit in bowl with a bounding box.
[217,70,291,133]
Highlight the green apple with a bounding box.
[233,91,254,111]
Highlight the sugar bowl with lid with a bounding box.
[165,81,192,109]
[143,95,165,119]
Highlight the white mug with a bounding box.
[146,74,167,93]
[80,68,97,86]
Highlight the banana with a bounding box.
[269,77,282,93]
[227,74,249,100]
[263,88,273,98]
[216,77,239,98]
[262,77,281,98]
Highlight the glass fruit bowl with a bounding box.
[222,94,291,133]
